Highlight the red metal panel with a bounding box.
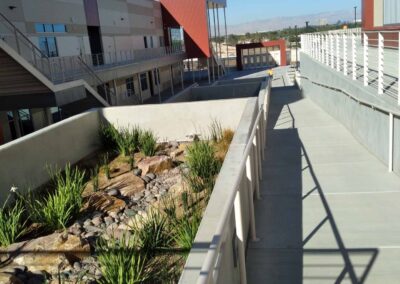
[236,40,287,70]
[160,0,210,58]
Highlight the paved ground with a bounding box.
[245,67,400,283]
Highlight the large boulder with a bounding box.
[84,193,126,214]
[137,155,173,176]
[2,233,90,275]
[104,172,145,197]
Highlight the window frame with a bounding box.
[140,73,148,91]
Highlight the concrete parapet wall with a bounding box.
[300,53,400,176]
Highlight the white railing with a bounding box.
[180,79,270,284]
[301,28,400,105]
[49,45,185,84]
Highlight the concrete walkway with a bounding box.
[246,67,400,283]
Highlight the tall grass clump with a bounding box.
[130,209,172,252]
[99,123,119,151]
[0,191,27,247]
[139,130,157,157]
[209,119,223,143]
[97,235,149,284]
[23,165,86,231]
[184,140,221,193]
[116,126,141,157]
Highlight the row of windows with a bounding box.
[35,23,67,33]
[144,36,164,48]
[125,71,160,98]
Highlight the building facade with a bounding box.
[0,0,228,145]
[362,0,400,31]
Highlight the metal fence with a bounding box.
[301,28,400,105]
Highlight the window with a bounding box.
[384,0,400,25]
[126,77,135,97]
[51,107,62,123]
[153,69,160,85]
[159,36,164,47]
[150,36,154,48]
[39,37,59,57]
[140,73,148,91]
[35,23,67,33]
[144,36,148,48]
[169,28,183,49]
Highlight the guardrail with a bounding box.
[301,28,400,105]
[180,79,270,284]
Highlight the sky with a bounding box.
[227,0,361,25]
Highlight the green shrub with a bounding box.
[0,192,27,247]
[139,130,157,157]
[24,164,85,231]
[103,153,111,180]
[97,235,149,284]
[184,141,221,193]
[173,212,202,251]
[99,123,119,151]
[131,209,172,252]
[99,123,142,157]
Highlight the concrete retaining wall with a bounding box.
[0,111,101,202]
[300,53,400,175]
[0,99,249,203]
[167,82,261,103]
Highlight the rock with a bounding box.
[133,169,142,176]
[84,232,96,239]
[142,176,151,184]
[104,173,145,198]
[146,173,156,180]
[124,209,136,217]
[109,212,118,219]
[85,193,126,214]
[104,216,114,226]
[169,141,179,149]
[106,189,119,197]
[83,219,93,228]
[4,233,90,275]
[170,149,184,159]
[85,225,103,234]
[137,155,173,176]
[91,216,103,227]
[72,262,81,271]
[145,194,156,203]
[68,223,82,236]
[0,273,23,284]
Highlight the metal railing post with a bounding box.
[330,34,334,68]
[352,33,356,80]
[399,32,400,105]
[364,33,369,86]
[246,154,258,242]
[336,34,340,72]
[234,186,248,284]
[389,112,394,172]
[343,34,348,76]
[378,32,384,95]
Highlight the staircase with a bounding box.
[0,12,113,114]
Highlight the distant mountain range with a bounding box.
[227,10,358,35]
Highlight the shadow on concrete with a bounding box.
[301,141,379,283]
[248,84,379,283]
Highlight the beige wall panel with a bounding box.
[127,0,153,9]
[56,36,82,56]
[21,0,86,25]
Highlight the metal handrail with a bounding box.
[0,11,48,58]
[197,106,265,284]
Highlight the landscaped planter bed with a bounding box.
[0,122,233,284]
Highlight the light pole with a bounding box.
[354,6,357,27]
